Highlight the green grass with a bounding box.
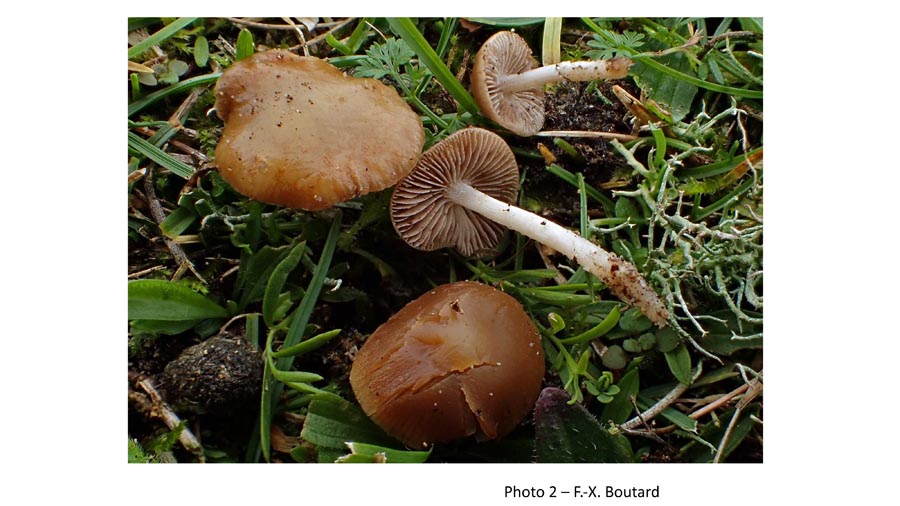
[127,17,763,464]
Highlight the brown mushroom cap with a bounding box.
[390,128,519,256]
[214,50,424,210]
[350,281,545,448]
[471,31,544,136]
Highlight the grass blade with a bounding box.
[386,18,479,115]
[542,18,562,66]
[127,131,195,179]
[128,17,198,60]
[632,55,762,99]
[128,73,221,117]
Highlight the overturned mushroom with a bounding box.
[391,128,668,327]
[350,281,544,448]
[214,50,424,210]
[471,31,632,136]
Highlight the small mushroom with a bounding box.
[391,128,668,327]
[214,50,425,210]
[350,281,544,448]
[471,31,632,136]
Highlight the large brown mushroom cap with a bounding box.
[390,128,519,256]
[350,281,545,448]
[214,50,424,210]
[471,31,544,136]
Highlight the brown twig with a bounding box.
[130,375,205,462]
[143,168,207,284]
[128,265,167,279]
[227,17,305,31]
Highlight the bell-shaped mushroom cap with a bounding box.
[471,31,544,136]
[214,50,424,211]
[391,128,519,256]
[350,281,545,448]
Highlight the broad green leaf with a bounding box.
[301,395,397,450]
[130,318,200,335]
[159,206,197,238]
[665,343,693,385]
[655,327,680,353]
[234,244,294,310]
[194,36,209,67]
[601,344,628,370]
[600,368,639,425]
[534,388,633,463]
[683,407,758,462]
[619,307,653,333]
[698,309,763,355]
[637,394,698,432]
[631,52,698,122]
[337,442,431,463]
[236,29,254,61]
[128,279,228,321]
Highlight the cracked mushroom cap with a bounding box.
[214,50,424,210]
[471,31,544,136]
[390,128,519,256]
[350,281,545,448]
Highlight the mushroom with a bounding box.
[391,128,668,327]
[350,281,544,448]
[214,50,425,210]
[471,30,632,136]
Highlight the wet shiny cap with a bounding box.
[350,281,545,448]
[214,50,424,210]
[390,128,519,256]
[471,31,544,136]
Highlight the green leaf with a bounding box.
[534,388,633,463]
[235,29,254,61]
[664,343,693,385]
[337,443,431,463]
[128,280,229,321]
[542,18,562,66]
[159,206,197,238]
[655,327,680,353]
[262,241,306,326]
[600,369,639,425]
[127,131,195,179]
[631,52,698,122]
[128,17,198,60]
[128,72,221,117]
[234,244,294,310]
[601,344,628,370]
[558,305,620,345]
[130,318,200,336]
[618,307,653,333]
[301,395,397,450]
[194,35,209,67]
[271,329,341,358]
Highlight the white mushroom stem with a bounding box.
[498,58,633,93]
[446,182,668,327]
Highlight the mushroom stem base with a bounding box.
[446,182,668,327]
